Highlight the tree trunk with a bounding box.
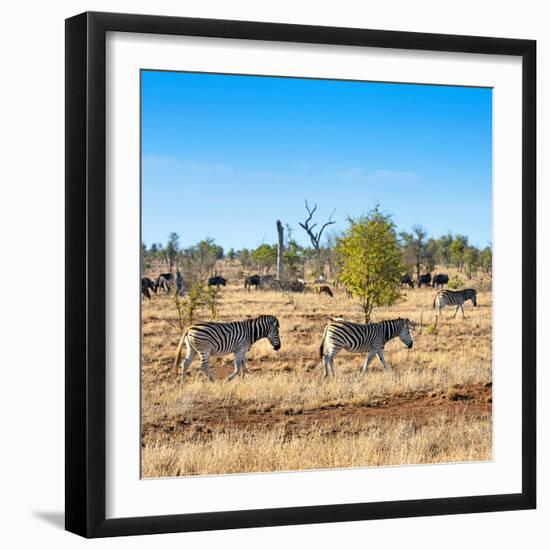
[276,220,284,280]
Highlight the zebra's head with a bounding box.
[260,315,281,351]
[467,288,478,306]
[398,319,414,349]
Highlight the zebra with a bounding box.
[319,317,414,377]
[173,315,281,383]
[433,288,477,319]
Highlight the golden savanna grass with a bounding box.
[141,262,492,478]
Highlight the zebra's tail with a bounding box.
[319,325,329,359]
[432,294,437,309]
[173,329,189,374]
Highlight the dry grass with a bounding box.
[142,413,491,477]
[141,262,492,478]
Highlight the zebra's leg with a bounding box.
[460,304,466,319]
[360,351,377,376]
[199,352,214,382]
[329,353,337,377]
[241,355,248,377]
[228,351,246,381]
[227,355,240,381]
[453,305,460,318]
[180,347,196,384]
[377,350,389,372]
[322,354,330,378]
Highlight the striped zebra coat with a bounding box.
[174,315,281,383]
[319,317,414,377]
[433,288,477,319]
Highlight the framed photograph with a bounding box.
[65,11,536,538]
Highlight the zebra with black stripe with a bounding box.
[433,288,477,319]
[174,315,281,383]
[319,317,414,377]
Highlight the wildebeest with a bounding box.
[400,274,414,288]
[417,272,432,288]
[432,273,449,288]
[141,276,157,300]
[244,274,261,291]
[156,273,173,294]
[316,285,334,297]
[208,276,227,288]
[157,272,173,283]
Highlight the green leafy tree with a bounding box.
[400,225,428,280]
[438,233,454,266]
[337,208,404,322]
[251,244,278,272]
[166,232,180,271]
[464,246,480,279]
[195,238,223,277]
[283,239,303,275]
[238,248,251,268]
[425,238,440,272]
[450,234,469,271]
[480,245,493,275]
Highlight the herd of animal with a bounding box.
[149,268,479,382]
[400,272,449,288]
[141,271,227,299]
[143,271,452,304]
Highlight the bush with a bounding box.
[426,323,437,335]
[447,274,464,290]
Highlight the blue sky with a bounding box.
[141,70,492,251]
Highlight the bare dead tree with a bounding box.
[299,200,336,270]
[276,220,284,280]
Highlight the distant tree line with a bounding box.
[141,202,491,323]
[143,227,491,283]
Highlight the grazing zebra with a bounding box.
[433,288,477,319]
[174,315,281,383]
[319,317,414,377]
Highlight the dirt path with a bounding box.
[142,383,492,443]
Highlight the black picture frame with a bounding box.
[65,11,536,538]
